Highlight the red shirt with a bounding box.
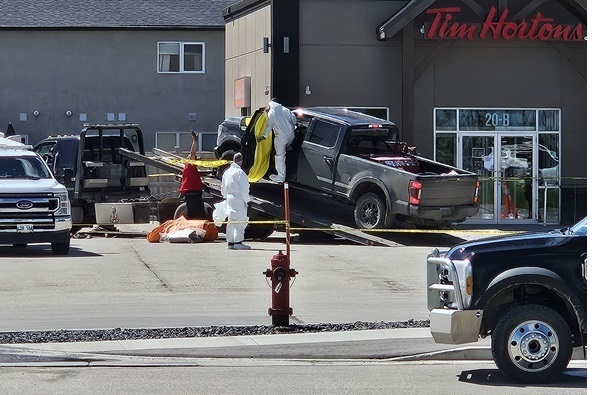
[179,163,203,194]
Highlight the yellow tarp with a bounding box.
[248,112,273,183]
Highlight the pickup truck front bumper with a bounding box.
[429,308,483,344]
[0,216,71,244]
[409,204,479,222]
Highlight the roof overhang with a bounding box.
[376,0,436,41]
[376,0,587,41]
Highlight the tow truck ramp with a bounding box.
[119,147,400,247]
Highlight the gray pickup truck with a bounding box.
[240,107,479,229]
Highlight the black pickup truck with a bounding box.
[426,217,587,382]
[238,107,479,229]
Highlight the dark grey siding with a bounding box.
[0,29,225,150]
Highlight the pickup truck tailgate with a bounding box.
[417,175,477,206]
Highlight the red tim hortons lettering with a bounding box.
[425,6,584,41]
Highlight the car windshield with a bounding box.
[567,217,587,236]
[0,156,52,179]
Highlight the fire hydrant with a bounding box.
[263,250,297,326]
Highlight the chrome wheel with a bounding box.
[508,320,559,372]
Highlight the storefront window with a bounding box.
[539,187,560,223]
[435,133,456,166]
[435,109,457,131]
[538,133,560,186]
[538,110,560,131]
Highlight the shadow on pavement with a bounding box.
[0,245,101,258]
[457,368,587,388]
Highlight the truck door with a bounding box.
[295,119,342,192]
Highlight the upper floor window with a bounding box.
[158,42,205,73]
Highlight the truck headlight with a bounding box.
[55,192,71,216]
[453,259,473,308]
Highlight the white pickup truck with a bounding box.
[0,135,72,254]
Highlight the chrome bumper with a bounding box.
[429,308,483,344]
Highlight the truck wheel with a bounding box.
[174,202,216,222]
[491,304,572,383]
[354,192,386,229]
[173,203,187,219]
[52,239,70,255]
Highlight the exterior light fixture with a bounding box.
[65,110,73,117]
[32,110,40,117]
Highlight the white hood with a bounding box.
[0,178,67,194]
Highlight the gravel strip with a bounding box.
[0,320,429,344]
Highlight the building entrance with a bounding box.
[434,108,561,224]
[460,134,534,222]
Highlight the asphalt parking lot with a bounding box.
[0,223,584,364]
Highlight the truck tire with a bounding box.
[174,202,214,221]
[491,304,572,383]
[52,239,70,255]
[353,192,386,229]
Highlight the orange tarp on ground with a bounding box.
[147,216,218,243]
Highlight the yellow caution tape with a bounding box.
[206,219,524,235]
[287,227,522,235]
[168,157,231,168]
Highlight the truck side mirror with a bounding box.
[240,116,250,132]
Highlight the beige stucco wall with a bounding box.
[225,5,272,117]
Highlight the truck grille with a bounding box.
[0,194,58,230]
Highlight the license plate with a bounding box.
[441,208,452,216]
[17,224,34,233]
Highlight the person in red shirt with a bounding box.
[179,130,206,219]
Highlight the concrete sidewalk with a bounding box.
[0,327,494,364]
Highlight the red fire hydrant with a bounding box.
[264,251,297,326]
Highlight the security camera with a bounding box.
[264,85,270,96]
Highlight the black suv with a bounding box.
[427,218,587,382]
[34,124,150,225]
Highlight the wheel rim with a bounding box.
[359,200,380,228]
[508,320,559,372]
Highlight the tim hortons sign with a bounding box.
[425,6,585,41]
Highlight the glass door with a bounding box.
[460,134,495,221]
[460,133,535,223]
[498,134,534,222]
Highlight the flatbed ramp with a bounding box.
[120,148,400,247]
[203,178,400,247]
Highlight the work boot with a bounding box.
[227,243,235,249]
[269,174,284,183]
[232,242,251,250]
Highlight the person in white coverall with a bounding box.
[221,152,252,250]
[258,98,296,183]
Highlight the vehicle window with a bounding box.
[570,217,587,236]
[307,120,340,148]
[35,142,56,165]
[55,140,79,171]
[0,156,52,179]
[83,136,135,163]
[345,126,398,155]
